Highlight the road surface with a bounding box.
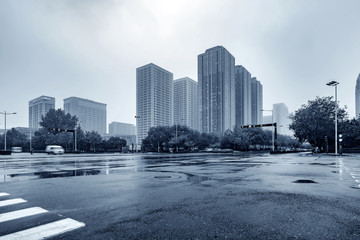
[0,152,359,239]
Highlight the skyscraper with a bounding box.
[251,77,263,124]
[136,63,173,144]
[64,97,107,135]
[198,46,235,134]
[235,65,252,126]
[356,73,360,118]
[174,77,198,131]
[28,95,55,129]
[273,103,291,135]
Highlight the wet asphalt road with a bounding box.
[1,152,360,239]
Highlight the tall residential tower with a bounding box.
[28,95,55,129]
[136,63,173,144]
[198,46,235,134]
[235,65,252,126]
[173,77,198,131]
[251,77,263,125]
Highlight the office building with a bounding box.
[174,77,198,131]
[356,73,360,118]
[251,77,263,125]
[136,63,173,144]
[273,103,291,135]
[198,46,235,134]
[29,96,55,129]
[263,115,273,124]
[235,65,252,126]
[109,122,136,136]
[64,97,106,135]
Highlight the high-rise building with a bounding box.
[174,77,198,131]
[235,65,252,126]
[136,63,173,144]
[109,122,136,136]
[28,96,55,129]
[273,103,291,135]
[356,74,360,118]
[251,77,263,124]
[64,97,106,135]
[198,46,235,134]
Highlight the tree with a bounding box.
[289,96,347,148]
[0,128,29,151]
[85,131,102,152]
[339,118,360,148]
[40,109,77,130]
[106,137,127,151]
[31,109,79,151]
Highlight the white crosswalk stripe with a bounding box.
[0,218,85,240]
[0,196,85,239]
[0,193,9,197]
[0,199,27,207]
[0,207,48,223]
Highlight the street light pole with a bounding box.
[0,111,17,151]
[327,81,339,155]
[261,109,274,151]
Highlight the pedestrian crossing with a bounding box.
[0,192,85,239]
[339,158,360,188]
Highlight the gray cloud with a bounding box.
[1,0,359,128]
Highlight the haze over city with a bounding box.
[1,0,360,129]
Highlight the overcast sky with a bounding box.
[1,0,360,129]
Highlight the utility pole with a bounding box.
[327,81,339,155]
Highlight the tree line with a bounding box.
[142,124,301,152]
[289,96,360,150]
[0,109,126,152]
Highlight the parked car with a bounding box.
[11,147,23,153]
[45,145,65,155]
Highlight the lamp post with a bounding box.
[0,111,17,151]
[261,109,274,151]
[326,81,339,155]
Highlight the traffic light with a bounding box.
[339,134,343,155]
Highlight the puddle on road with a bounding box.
[2,166,136,182]
[293,179,318,184]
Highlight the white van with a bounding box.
[45,145,65,155]
[11,147,23,153]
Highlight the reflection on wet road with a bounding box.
[2,152,360,190]
[0,152,267,182]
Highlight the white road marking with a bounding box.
[0,199,27,207]
[0,218,85,240]
[0,207,48,223]
[0,193,9,197]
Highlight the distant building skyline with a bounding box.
[198,46,235,134]
[251,77,263,125]
[64,97,107,135]
[173,77,198,131]
[28,95,55,129]
[356,73,360,119]
[136,63,173,144]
